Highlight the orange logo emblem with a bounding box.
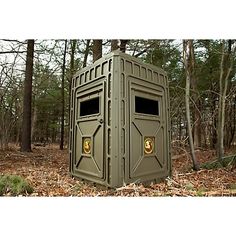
[83,138,91,154]
[144,137,154,154]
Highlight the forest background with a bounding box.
[1,39,235,165]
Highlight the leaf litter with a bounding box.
[0,146,235,196]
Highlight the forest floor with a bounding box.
[0,144,236,196]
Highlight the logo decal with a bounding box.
[144,137,154,155]
[83,138,91,154]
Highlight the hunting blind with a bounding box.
[69,51,171,188]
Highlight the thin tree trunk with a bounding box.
[178,113,182,141]
[14,89,21,146]
[83,39,90,68]
[68,40,76,102]
[68,39,76,144]
[183,40,199,170]
[60,40,67,150]
[217,43,225,160]
[92,40,102,62]
[21,39,34,152]
[111,40,119,51]
[120,40,129,53]
[217,40,234,161]
[224,41,234,149]
[194,99,202,147]
[188,40,201,148]
[229,95,236,146]
[210,90,217,149]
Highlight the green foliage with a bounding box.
[229,183,236,190]
[196,187,207,196]
[201,155,236,169]
[0,174,34,196]
[185,182,194,190]
[33,63,63,142]
[144,40,183,83]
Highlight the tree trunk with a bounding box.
[31,105,37,142]
[14,89,21,146]
[0,108,4,149]
[68,39,77,145]
[217,40,234,161]
[83,39,90,68]
[111,40,119,51]
[209,87,217,149]
[120,40,129,53]
[188,40,201,148]
[178,113,182,141]
[92,40,102,62]
[195,100,202,147]
[183,40,199,171]
[69,39,77,101]
[60,40,67,150]
[20,39,34,152]
[224,40,234,149]
[229,95,236,146]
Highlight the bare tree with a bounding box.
[183,40,199,170]
[188,42,202,148]
[69,40,77,89]
[0,43,24,149]
[21,40,35,152]
[60,40,67,150]
[217,40,235,161]
[120,40,129,53]
[111,40,119,51]
[68,39,77,138]
[92,40,102,62]
[83,40,91,68]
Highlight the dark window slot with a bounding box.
[80,97,100,116]
[135,96,159,116]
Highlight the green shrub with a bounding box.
[201,155,236,170]
[0,175,34,196]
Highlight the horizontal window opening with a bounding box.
[80,97,100,116]
[135,96,159,116]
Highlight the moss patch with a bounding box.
[196,187,208,196]
[0,175,34,196]
[229,183,236,190]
